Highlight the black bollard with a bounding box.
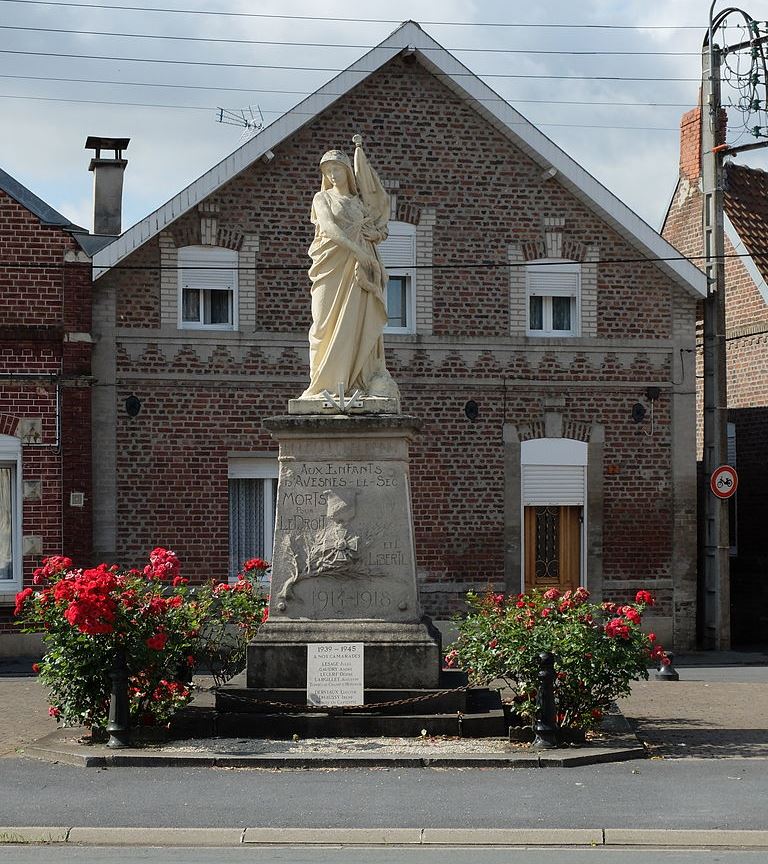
[655,651,680,681]
[106,647,131,748]
[532,651,559,749]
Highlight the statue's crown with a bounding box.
[319,149,352,169]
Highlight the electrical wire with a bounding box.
[1,251,764,272]
[0,92,681,128]
[0,0,707,29]
[0,49,701,80]
[0,73,698,107]
[0,24,703,55]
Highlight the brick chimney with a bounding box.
[85,136,129,235]
[678,103,727,183]
[679,107,702,182]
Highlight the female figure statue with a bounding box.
[300,136,399,402]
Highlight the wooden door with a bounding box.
[524,505,581,593]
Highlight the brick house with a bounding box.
[62,21,703,649]
[0,168,99,649]
[663,105,768,645]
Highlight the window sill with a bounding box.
[0,590,22,606]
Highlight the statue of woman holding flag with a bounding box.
[300,135,400,403]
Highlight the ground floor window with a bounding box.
[0,435,22,589]
[228,457,278,582]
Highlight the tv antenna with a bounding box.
[216,106,264,144]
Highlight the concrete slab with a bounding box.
[243,828,422,845]
[21,726,645,769]
[605,828,768,848]
[66,827,245,846]
[420,828,604,845]
[0,827,69,844]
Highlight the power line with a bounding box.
[0,0,705,29]
[0,93,681,129]
[0,252,761,271]
[0,24,702,55]
[0,74,697,108]
[0,50,701,81]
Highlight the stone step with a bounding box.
[213,709,506,739]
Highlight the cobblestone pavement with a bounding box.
[0,659,57,757]
[617,653,768,759]
[2,653,767,760]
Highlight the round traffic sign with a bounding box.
[710,465,738,499]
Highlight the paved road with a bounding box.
[1,758,766,829]
[1,847,766,863]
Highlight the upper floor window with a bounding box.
[378,222,416,334]
[178,245,238,330]
[0,435,22,590]
[526,260,580,337]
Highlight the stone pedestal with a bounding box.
[247,414,441,690]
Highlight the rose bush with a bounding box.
[14,550,269,729]
[448,587,668,731]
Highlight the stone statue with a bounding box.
[299,136,400,403]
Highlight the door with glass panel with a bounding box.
[523,505,581,593]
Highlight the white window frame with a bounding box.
[178,245,238,331]
[227,456,278,583]
[378,221,416,334]
[0,434,23,592]
[526,259,581,337]
[520,438,588,593]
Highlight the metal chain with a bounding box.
[207,684,477,713]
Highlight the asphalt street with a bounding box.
[0,847,766,864]
[1,758,766,829]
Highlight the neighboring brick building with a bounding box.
[663,105,768,645]
[0,168,98,647]
[81,22,706,647]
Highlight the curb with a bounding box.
[1,827,768,848]
[21,729,645,769]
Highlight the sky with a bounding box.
[2,0,768,235]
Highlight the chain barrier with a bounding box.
[203,684,481,714]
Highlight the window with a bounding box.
[0,435,22,590]
[526,260,580,337]
[378,222,416,333]
[178,245,238,330]
[228,458,278,583]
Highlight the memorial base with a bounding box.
[247,620,441,689]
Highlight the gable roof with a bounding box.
[93,21,706,298]
[724,162,768,300]
[0,167,86,232]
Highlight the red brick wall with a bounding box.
[103,55,692,629]
[0,188,92,626]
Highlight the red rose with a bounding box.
[261,606,269,623]
[543,588,561,601]
[146,631,168,651]
[13,587,34,616]
[488,638,498,649]
[32,663,40,673]
[624,608,641,625]
[635,590,655,607]
[48,706,61,719]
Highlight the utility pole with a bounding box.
[700,5,768,649]
[700,35,730,650]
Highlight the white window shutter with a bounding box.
[522,464,586,506]
[379,225,415,268]
[179,246,237,290]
